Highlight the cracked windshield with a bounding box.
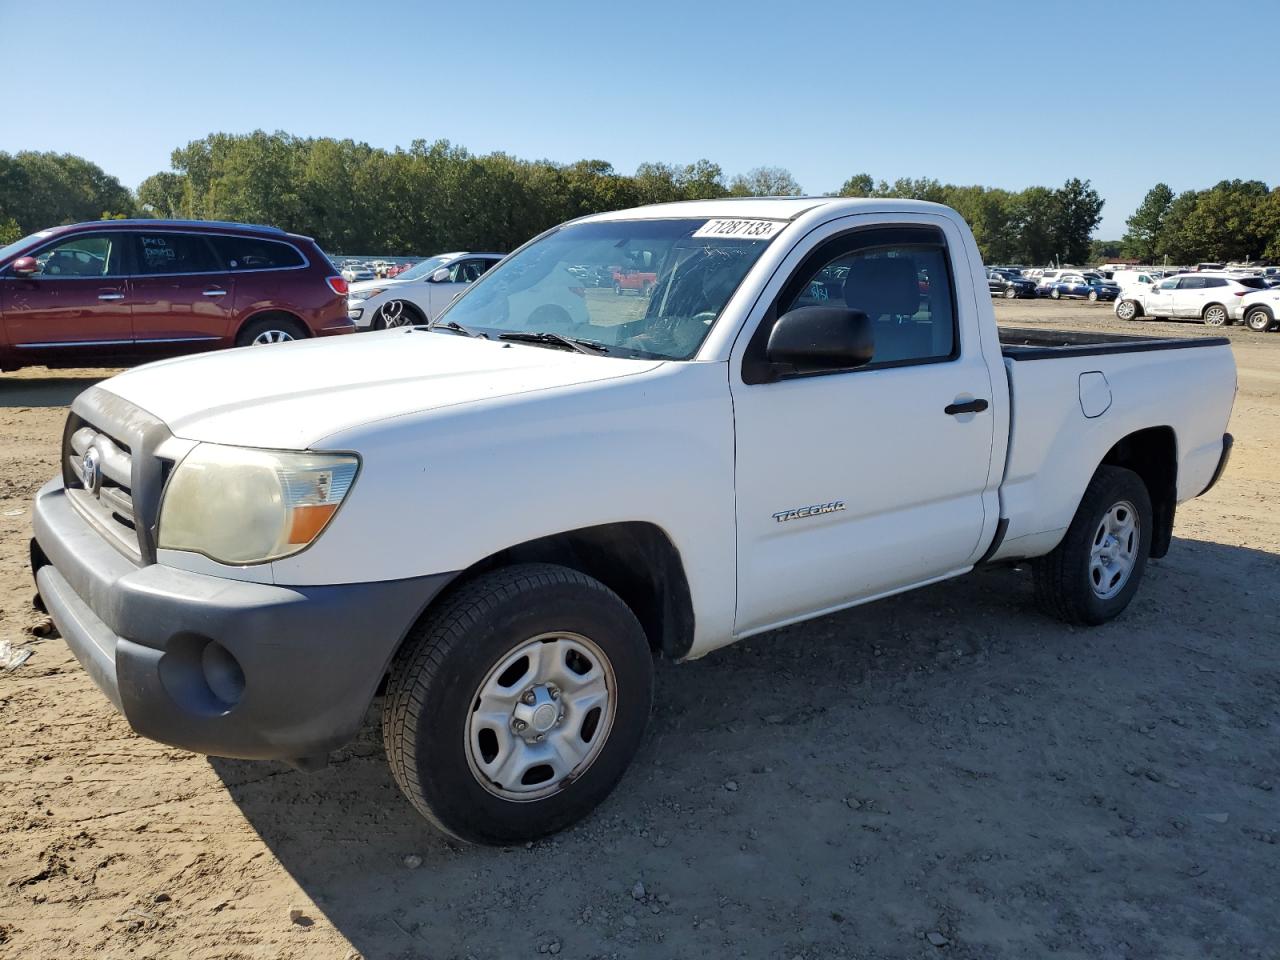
[436,218,782,359]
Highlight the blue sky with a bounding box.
[2,0,1275,236]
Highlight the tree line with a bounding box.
[1122,180,1280,264]
[16,132,1275,266]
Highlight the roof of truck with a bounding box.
[581,196,954,224]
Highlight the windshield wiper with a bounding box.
[426,319,485,338]
[498,331,609,355]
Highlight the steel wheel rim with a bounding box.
[1204,306,1226,326]
[380,299,411,327]
[1089,499,1140,600]
[251,329,294,345]
[464,631,617,802]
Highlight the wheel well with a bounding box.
[1100,426,1177,558]
[237,310,309,340]
[1246,303,1273,319]
[438,522,695,660]
[1201,301,1226,317]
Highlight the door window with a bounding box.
[768,227,957,369]
[448,259,491,283]
[135,233,220,275]
[208,235,305,271]
[29,234,124,277]
[1177,277,1206,290]
[1157,278,1178,290]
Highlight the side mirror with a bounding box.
[430,268,451,283]
[11,256,38,277]
[766,306,874,375]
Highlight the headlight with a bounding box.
[158,444,359,565]
[348,287,385,302]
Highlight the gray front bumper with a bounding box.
[32,478,453,762]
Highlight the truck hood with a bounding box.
[99,329,662,449]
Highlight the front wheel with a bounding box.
[1033,465,1152,626]
[382,563,653,845]
[373,299,422,330]
[1115,299,1139,321]
[1245,307,1274,333]
[1202,303,1229,327]
[1088,290,1099,302]
[1004,285,1017,299]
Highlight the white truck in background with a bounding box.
[32,197,1236,844]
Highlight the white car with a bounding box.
[31,197,1236,845]
[1115,272,1271,326]
[1240,287,1280,332]
[1110,269,1161,294]
[340,264,375,283]
[347,252,504,329]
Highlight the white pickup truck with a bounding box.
[31,198,1236,844]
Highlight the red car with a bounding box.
[611,266,658,296]
[0,220,353,371]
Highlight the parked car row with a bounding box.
[985,267,1120,301]
[345,252,504,329]
[0,220,353,371]
[1116,273,1279,331]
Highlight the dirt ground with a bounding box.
[1,299,1277,960]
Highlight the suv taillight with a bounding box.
[326,276,349,295]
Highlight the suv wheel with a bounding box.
[1202,303,1229,327]
[1115,299,1139,321]
[1033,466,1152,626]
[374,299,421,330]
[236,315,307,347]
[382,563,654,844]
[1004,285,1017,299]
[1245,306,1274,332]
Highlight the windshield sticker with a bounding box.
[691,218,787,241]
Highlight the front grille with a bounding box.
[60,388,174,564]
[64,418,141,558]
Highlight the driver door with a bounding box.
[1145,277,1178,317]
[2,232,131,361]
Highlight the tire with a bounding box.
[1244,306,1274,333]
[1004,285,1017,299]
[382,563,654,845]
[1050,288,1061,300]
[1202,303,1229,327]
[1115,299,1140,321]
[234,314,308,347]
[1088,290,1099,302]
[372,299,423,330]
[1032,465,1152,626]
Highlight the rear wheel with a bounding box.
[1033,466,1152,626]
[235,315,307,347]
[1202,303,1229,327]
[1050,288,1061,300]
[382,563,654,845]
[1245,307,1274,332]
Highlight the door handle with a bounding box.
[98,293,125,301]
[945,398,989,416]
[202,289,228,297]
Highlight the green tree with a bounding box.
[728,166,802,197]
[0,217,22,246]
[1122,183,1173,261]
[1051,178,1105,265]
[838,173,874,197]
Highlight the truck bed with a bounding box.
[999,326,1229,361]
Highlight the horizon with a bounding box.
[3,0,1276,238]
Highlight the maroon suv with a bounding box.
[0,220,353,371]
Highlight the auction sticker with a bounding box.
[691,218,787,240]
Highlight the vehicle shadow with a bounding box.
[209,536,1280,959]
[0,373,107,408]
